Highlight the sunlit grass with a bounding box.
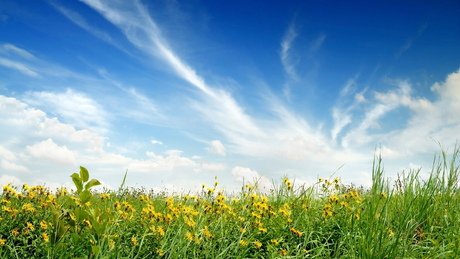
[0,148,459,258]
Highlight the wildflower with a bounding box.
[83,219,92,229]
[11,228,19,236]
[381,192,387,198]
[239,228,246,233]
[290,228,302,236]
[42,232,49,242]
[40,220,48,230]
[109,239,115,248]
[280,249,288,256]
[259,227,267,233]
[253,240,262,250]
[287,218,293,224]
[318,178,324,182]
[389,229,394,236]
[156,248,164,255]
[271,239,279,245]
[26,222,34,231]
[334,177,339,183]
[302,248,309,254]
[203,226,214,239]
[131,235,138,245]
[186,232,193,241]
[239,240,248,246]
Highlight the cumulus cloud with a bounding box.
[0,175,23,189]
[27,138,78,165]
[1,95,199,190]
[206,140,226,156]
[23,89,109,132]
[129,151,195,172]
[1,160,29,172]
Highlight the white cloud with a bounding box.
[0,175,22,189]
[231,166,271,190]
[24,89,109,132]
[206,140,226,156]
[0,43,36,60]
[0,145,17,161]
[52,4,116,46]
[27,138,77,165]
[1,160,28,172]
[151,140,163,145]
[310,34,326,52]
[0,57,40,77]
[129,151,195,172]
[200,162,225,172]
[280,22,298,80]
[81,0,265,143]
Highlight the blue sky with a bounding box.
[1,0,459,192]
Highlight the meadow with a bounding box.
[1,149,459,258]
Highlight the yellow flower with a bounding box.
[157,248,164,256]
[389,229,394,236]
[40,220,48,230]
[239,240,248,246]
[381,192,387,198]
[280,249,288,256]
[0,238,5,245]
[253,240,262,250]
[109,239,115,248]
[318,178,324,182]
[42,232,49,243]
[131,235,138,245]
[259,227,267,233]
[186,232,194,241]
[11,228,19,236]
[26,222,34,231]
[271,239,279,245]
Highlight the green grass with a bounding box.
[0,148,459,258]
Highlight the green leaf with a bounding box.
[71,173,83,193]
[80,190,92,204]
[84,179,101,191]
[80,166,89,183]
[91,245,100,256]
[99,212,113,221]
[70,233,80,245]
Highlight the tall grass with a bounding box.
[0,148,459,258]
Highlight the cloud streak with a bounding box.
[280,22,298,80]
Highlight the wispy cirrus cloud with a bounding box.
[79,0,266,144]
[0,43,36,60]
[396,23,427,58]
[280,22,298,80]
[0,57,41,77]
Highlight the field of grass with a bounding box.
[1,149,459,258]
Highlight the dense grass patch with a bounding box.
[1,149,459,258]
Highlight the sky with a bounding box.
[1,0,460,193]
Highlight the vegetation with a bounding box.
[1,148,459,258]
